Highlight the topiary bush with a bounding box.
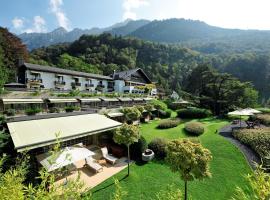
[130,135,148,161]
[158,109,172,119]
[184,122,205,136]
[148,138,167,159]
[177,107,212,118]
[25,107,42,116]
[157,118,181,129]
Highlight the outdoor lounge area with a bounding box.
[36,144,129,189]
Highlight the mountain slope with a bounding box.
[18,19,149,50]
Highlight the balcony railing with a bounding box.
[71,82,81,87]
[54,81,66,85]
[85,83,94,88]
[27,78,42,84]
[97,84,105,88]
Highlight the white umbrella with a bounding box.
[40,146,95,172]
[242,108,262,114]
[228,109,254,127]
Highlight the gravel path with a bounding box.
[219,124,261,169]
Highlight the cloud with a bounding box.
[24,16,47,33]
[122,0,149,20]
[49,0,70,30]
[12,17,24,29]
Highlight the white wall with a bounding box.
[26,69,109,92]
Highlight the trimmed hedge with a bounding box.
[233,128,270,167]
[65,106,80,112]
[184,122,205,136]
[177,107,212,118]
[157,118,181,129]
[148,138,167,159]
[25,107,42,116]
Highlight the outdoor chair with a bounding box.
[101,147,118,165]
[84,156,103,173]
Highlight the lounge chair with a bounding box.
[84,156,103,173]
[101,147,118,165]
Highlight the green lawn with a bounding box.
[90,118,252,200]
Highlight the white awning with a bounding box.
[99,98,119,102]
[133,98,143,101]
[117,98,133,102]
[143,97,154,101]
[79,98,101,103]
[48,98,78,103]
[242,108,262,114]
[37,146,95,172]
[107,112,124,117]
[2,98,44,104]
[7,113,122,152]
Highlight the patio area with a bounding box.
[54,156,129,189]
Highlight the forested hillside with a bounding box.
[30,33,205,94]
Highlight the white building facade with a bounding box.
[17,63,156,95]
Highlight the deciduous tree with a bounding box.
[166,139,212,200]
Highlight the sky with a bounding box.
[1,0,270,34]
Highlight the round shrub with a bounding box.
[157,118,181,129]
[184,122,205,136]
[130,135,148,161]
[148,138,167,159]
[177,107,212,118]
[158,109,172,119]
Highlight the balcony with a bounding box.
[27,78,42,85]
[97,84,105,88]
[85,83,94,88]
[54,81,66,86]
[71,82,81,87]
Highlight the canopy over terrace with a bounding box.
[7,113,122,152]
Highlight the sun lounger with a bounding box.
[101,147,118,165]
[84,156,103,173]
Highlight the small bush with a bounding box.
[3,109,15,116]
[65,106,80,112]
[157,118,181,129]
[148,138,167,159]
[25,107,42,116]
[158,109,172,119]
[184,122,205,136]
[177,107,212,118]
[48,107,60,113]
[130,135,148,161]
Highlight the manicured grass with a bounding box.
[90,118,252,200]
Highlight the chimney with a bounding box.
[17,58,25,67]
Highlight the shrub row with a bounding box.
[25,107,42,116]
[157,118,181,129]
[64,106,80,112]
[184,122,205,136]
[177,107,212,119]
[232,128,270,166]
